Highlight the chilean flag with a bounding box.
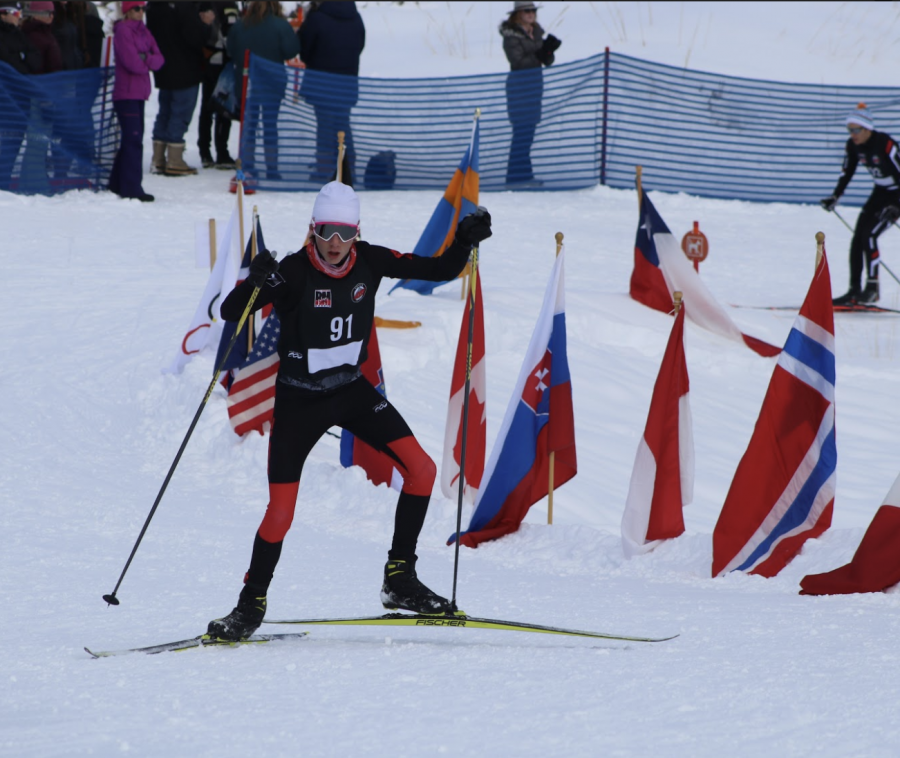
[441,270,486,504]
[340,322,402,491]
[449,248,576,547]
[621,303,693,557]
[712,250,835,578]
[632,191,779,358]
[800,472,900,596]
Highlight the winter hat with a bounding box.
[311,181,360,225]
[846,103,874,131]
[25,1,54,14]
[122,1,146,12]
[0,3,22,15]
[508,1,541,14]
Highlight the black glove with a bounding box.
[820,195,839,212]
[247,249,278,286]
[879,204,900,225]
[542,34,562,54]
[455,207,492,247]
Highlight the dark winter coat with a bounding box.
[22,18,63,74]
[500,19,552,71]
[113,18,165,102]
[225,11,298,68]
[146,1,211,90]
[52,17,84,70]
[0,18,42,74]
[220,239,469,390]
[299,1,365,77]
[83,7,104,67]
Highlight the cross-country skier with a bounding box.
[208,182,492,641]
[821,103,900,305]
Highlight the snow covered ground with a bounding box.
[3,3,900,757]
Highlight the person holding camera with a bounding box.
[499,1,560,188]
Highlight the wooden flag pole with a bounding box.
[815,231,825,269]
[208,218,217,271]
[247,206,259,354]
[673,290,683,313]
[235,159,246,255]
[548,232,564,526]
[336,131,346,183]
[636,165,643,206]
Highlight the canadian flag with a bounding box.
[441,272,486,503]
[621,303,693,557]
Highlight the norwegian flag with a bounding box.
[441,271,486,504]
[449,248,576,548]
[712,250,835,578]
[226,312,280,436]
[621,302,693,557]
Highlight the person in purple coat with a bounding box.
[108,1,163,202]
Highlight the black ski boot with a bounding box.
[832,288,860,307]
[207,584,267,641]
[857,280,880,304]
[381,557,452,615]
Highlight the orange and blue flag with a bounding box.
[390,118,480,296]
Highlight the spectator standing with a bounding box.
[146,0,212,176]
[81,1,103,67]
[822,104,900,306]
[0,1,41,191]
[51,1,84,70]
[299,0,364,186]
[197,1,237,169]
[225,0,298,181]
[499,1,560,187]
[21,0,61,73]
[108,0,163,202]
[20,1,61,194]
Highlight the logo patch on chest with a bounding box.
[351,283,367,303]
[314,289,332,308]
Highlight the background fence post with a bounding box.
[600,47,610,186]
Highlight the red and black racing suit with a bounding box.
[831,130,900,292]
[220,237,471,593]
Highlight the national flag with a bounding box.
[441,268,486,504]
[632,191,780,358]
[800,473,900,596]
[226,312,280,436]
[163,201,242,375]
[214,219,267,379]
[340,323,403,490]
[389,118,479,296]
[449,247,576,547]
[712,250,835,578]
[621,302,693,557]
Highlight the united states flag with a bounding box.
[226,312,281,436]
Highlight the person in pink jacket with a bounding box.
[109,1,163,201]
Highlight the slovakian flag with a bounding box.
[449,247,576,547]
[226,312,280,436]
[163,199,243,375]
[800,472,900,596]
[631,191,779,358]
[621,302,693,558]
[390,118,479,296]
[441,267,486,504]
[712,250,835,578]
[340,322,403,491]
[214,219,267,379]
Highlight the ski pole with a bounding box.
[829,207,900,287]
[450,242,480,612]
[102,278,268,607]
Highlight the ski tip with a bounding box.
[84,647,101,658]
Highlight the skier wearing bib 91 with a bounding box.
[208,182,492,641]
